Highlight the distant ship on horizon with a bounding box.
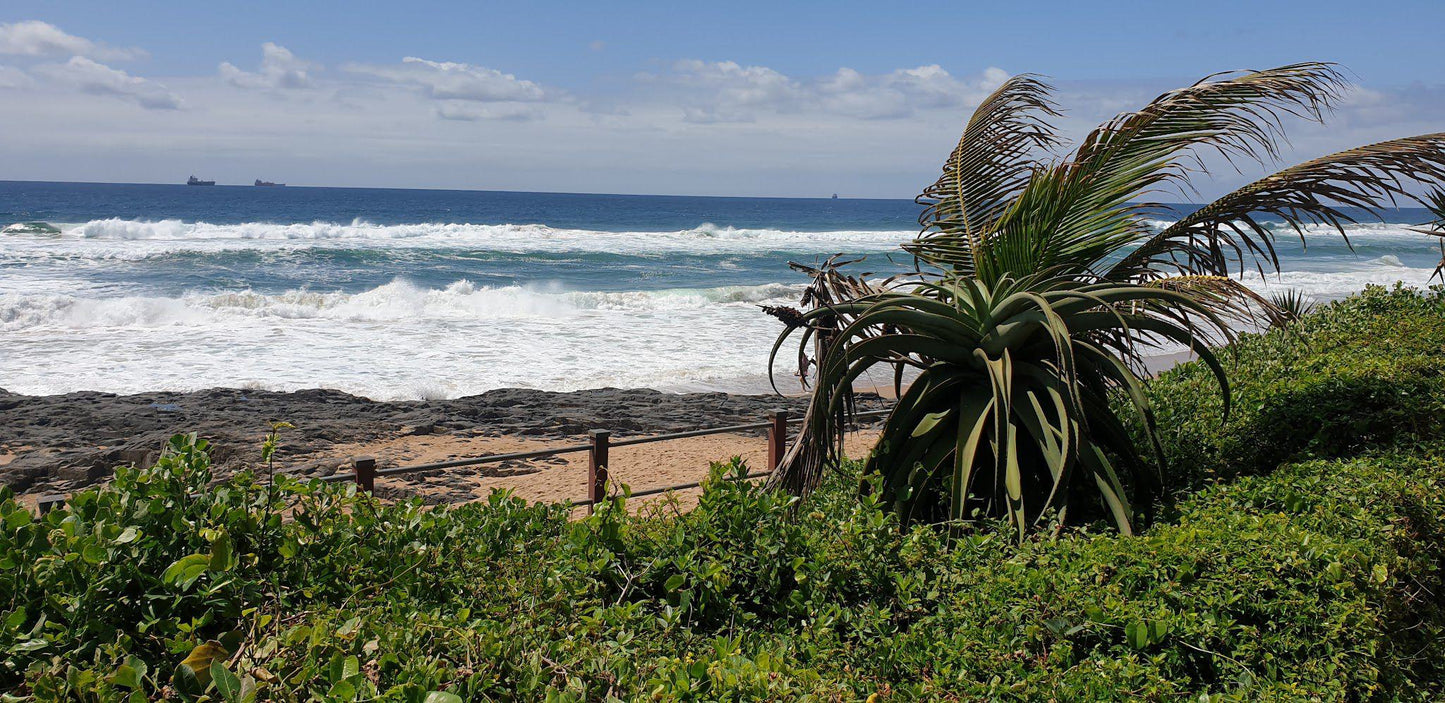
[254,179,285,187]
[186,175,216,186]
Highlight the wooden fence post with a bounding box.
[588,430,610,513]
[353,456,377,494]
[37,495,65,515]
[767,409,789,472]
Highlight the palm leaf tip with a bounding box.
[914,73,1062,262]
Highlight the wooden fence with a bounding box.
[36,407,891,514]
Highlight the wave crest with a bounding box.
[0,279,804,330]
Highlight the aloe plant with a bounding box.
[769,63,1445,538]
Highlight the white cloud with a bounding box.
[435,103,543,122]
[0,20,145,61]
[655,60,1010,122]
[32,56,181,109]
[219,42,314,90]
[348,56,549,103]
[0,65,32,89]
[664,60,802,122]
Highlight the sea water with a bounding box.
[2,181,1439,399]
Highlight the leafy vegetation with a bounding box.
[3,286,1445,700]
[769,63,1445,536]
[1148,284,1445,491]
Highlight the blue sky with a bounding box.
[1,1,1442,196]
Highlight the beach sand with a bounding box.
[0,386,887,511]
[315,428,880,511]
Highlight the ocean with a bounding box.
[2,180,1440,400]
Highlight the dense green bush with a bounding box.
[3,287,1444,701]
[1147,283,1445,489]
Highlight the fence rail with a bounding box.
[35,407,892,514]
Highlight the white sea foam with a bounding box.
[3,215,1441,399]
[0,219,915,261]
[0,279,812,398]
[0,280,803,331]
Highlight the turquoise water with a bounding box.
[2,181,1439,398]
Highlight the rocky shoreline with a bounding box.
[0,386,884,496]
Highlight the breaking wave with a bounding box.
[0,279,803,331]
[10,219,916,259]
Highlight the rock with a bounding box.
[0,385,885,496]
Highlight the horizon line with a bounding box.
[0,178,912,203]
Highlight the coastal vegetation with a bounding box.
[4,285,1445,699]
[7,61,1445,701]
[768,62,1445,538]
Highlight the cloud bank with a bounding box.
[0,19,1439,198]
[0,20,145,61]
[31,56,181,109]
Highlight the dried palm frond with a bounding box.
[762,256,898,494]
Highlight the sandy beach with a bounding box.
[0,386,885,508]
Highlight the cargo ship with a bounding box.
[186,175,216,186]
[254,179,285,187]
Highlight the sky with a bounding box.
[0,0,1442,198]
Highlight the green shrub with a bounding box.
[4,287,1445,700]
[5,445,1444,700]
[1148,284,1445,488]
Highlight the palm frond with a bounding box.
[1410,189,1445,280]
[911,63,1352,282]
[765,62,1445,541]
[1112,134,1445,281]
[1144,274,1292,333]
[910,74,1060,274]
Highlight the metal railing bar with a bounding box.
[374,443,593,476]
[609,420,772,447]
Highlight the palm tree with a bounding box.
[767,63,1445,539]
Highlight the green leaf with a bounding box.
[1125,621,1150,650]
[5,508,33,530]
[210,533,233,571]
[336,616,362,637]
[10,639,48,653]
[424,693,463,703]
[115,526,140,544]
[161,554,212,588]
[1149,619,1170,644]
[109,663,141,689]
[664,574,686,591]
[327,680,357,701]
[211,661,242,702]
